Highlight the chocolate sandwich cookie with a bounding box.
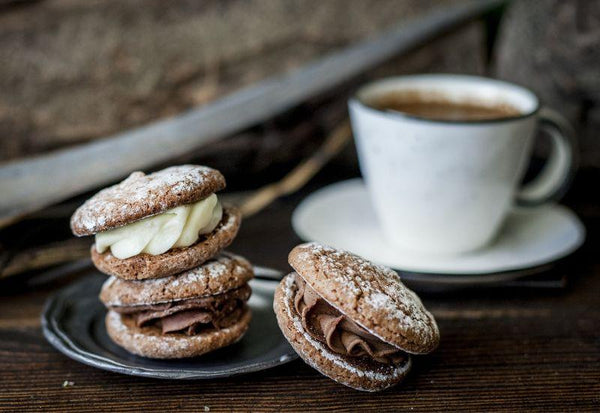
[71,165,241,279]
[101,252,254,359]
[274,243,440,392]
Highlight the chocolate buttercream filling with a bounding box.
[111,284,251,335]
[293,275,405,364]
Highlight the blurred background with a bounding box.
[0,0,598,282]
[2,3,599,409]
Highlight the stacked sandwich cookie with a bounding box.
[274,242,439,392]
[70,165,253,359]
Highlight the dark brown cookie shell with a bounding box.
[91,206,240,280]
[105,306,251,359]
[274,273,411,392]
[288,243,440,355]
[71,165,226,236]
[100,252,254,307]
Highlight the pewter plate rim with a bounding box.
[42,267,298,379]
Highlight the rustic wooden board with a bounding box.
[0,0,503,227]
[0,170,598,412]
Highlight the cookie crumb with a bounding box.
[204,406,210,412]
[62,380,75,388]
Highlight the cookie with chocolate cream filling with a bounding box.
[106,307,251,359]
[273,243,439,392]
[100,252,254,359]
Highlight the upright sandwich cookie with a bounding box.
[70,165,241,280]
[70,164,254,359]
[274,243,440,392]
[100,252,254,359]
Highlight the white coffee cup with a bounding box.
[348,74,576,255]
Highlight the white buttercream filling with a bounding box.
[95,194,222,259]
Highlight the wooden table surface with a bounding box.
[1,170,599,412]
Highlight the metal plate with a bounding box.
[42,268,297,379]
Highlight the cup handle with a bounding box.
[516,107,578,206]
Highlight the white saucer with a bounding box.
[292,179,585,276]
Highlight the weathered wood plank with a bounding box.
[0,170,598,412]
[0,0,503,227]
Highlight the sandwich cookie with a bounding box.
[71,165,241,280]
[100,252,254,359]
[274,243,440,392]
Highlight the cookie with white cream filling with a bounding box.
[91,206,241,280]
[70,165,240,280]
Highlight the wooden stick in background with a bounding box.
[0,121,351,279]
[0,0,503,228]
[240,120,352,217]
[0,238,91,279]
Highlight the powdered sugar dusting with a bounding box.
[366,292,391,309]
[282,275,411,384]
[101,251,253,306]
[291,242,439,354]
[71,165,225,236]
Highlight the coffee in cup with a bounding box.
[369,91,521,121]
[349,74,576,255]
